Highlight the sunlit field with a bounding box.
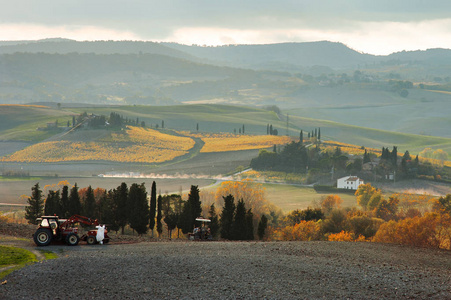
[2,127,195,163]
[180,131,292,153]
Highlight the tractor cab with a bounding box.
[37,216,60,234]
[190,218,212,240]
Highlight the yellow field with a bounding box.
[180,132,292,153]
[2,126,195,163]
[0,104,48,108]
[322,140,380,156]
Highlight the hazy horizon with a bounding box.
[2,1,451,55]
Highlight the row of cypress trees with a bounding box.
[25,182,268,240]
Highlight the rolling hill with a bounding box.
[1,104,450,163]
[1,39,450,146]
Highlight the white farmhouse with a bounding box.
[337,176,364,190]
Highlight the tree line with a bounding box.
[251,139,448,183]
[25,181,268,241]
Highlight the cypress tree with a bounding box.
[363,149,371,164]
[25,183,44,224]
[115,182,128,234]
[104,189,120,233]
[180,185,202,234]
[67,183,81,217]
[318,128,321,140]
[208,204,220,239]
[392,146,398,166]
[83,185,96,219]
[257,215,268,240]
[149,181,157,235]
[245,209,254,240]
[220,194,235,240]
[60,185,69,218]
[231,200,247,240]
[300,130,303,145]
[128,183,149,235]
[156,195,163,237]
[44,190,60,216]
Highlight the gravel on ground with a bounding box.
[0,239,450,299]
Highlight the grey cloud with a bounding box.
[2,0,451,39]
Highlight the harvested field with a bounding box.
[0,236,450,299]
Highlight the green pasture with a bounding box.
[0,105,73,142]
[71,104,283,135]
[287,115,451,159]
[263,184,358,213]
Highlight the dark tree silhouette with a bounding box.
[156,195,163,237]
[257,215,268,240]
[179,185,202,234]
[25,183,44,224]
[128,183,149,235]
[231,199,247,240]
[220,194,235,240]
[149,181,157,235]
[67,183,81,217]
[208,204,220,239]
[82,185,96,219]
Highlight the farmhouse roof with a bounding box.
[338,175,361,181]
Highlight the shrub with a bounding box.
[275,221,322,241]
[373,212,451,250]
[328,231,366,242]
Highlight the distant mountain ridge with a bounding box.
[1,39,451,69]
[0,39,200,63]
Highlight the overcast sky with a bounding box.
[2,0,451,55]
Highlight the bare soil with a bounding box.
[0,225,450,300]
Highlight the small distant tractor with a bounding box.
[33,214,110,246]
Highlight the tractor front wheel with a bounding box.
[86,235,96,245]
[65,233,79,246]
[33,228,52,246]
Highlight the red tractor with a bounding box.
[33,215,110,246]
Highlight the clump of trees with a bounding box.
[251,139,450,184]
[27,180,273,241]
[271,187,451,250]
[219,195,255,240]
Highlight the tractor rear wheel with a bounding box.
[65,233,79,246]
[86,235,96,245]
[33,228,53,246]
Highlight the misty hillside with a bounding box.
[0,39,199,62]
[2,39,451,70]
[1,39,450,140]
[162,41,378,69]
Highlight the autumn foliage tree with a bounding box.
[373,212,451,250]
[215,180,276,222]
[321,195,343,214]
[355,183,380,210]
